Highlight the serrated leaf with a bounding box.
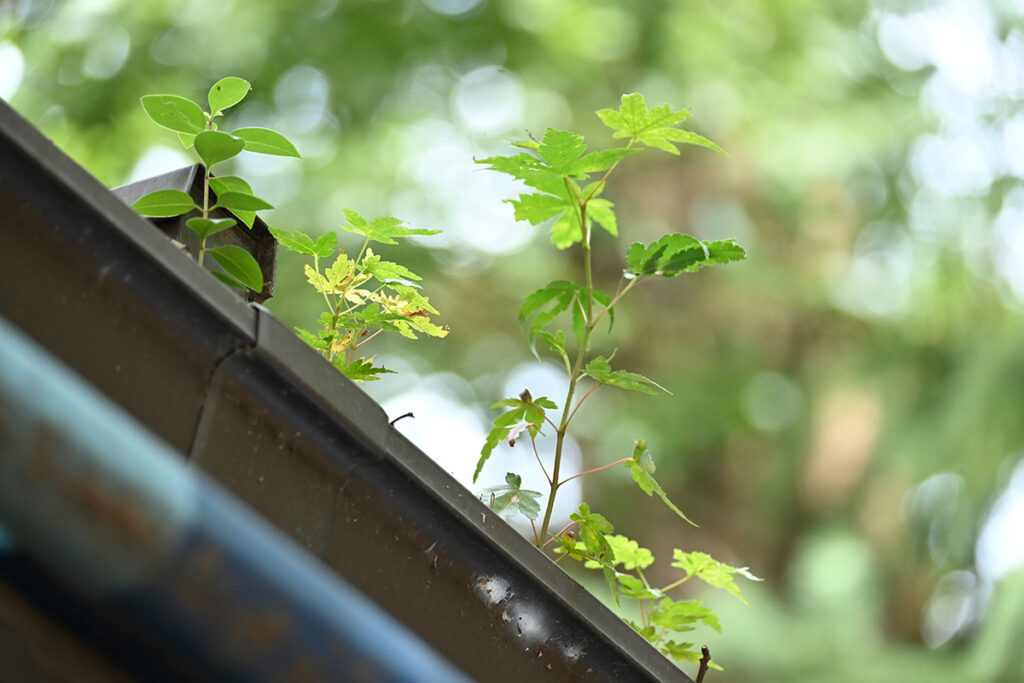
[584,356,669,395]
[232,127,301,157]
[626,439,696,526]
[474,394,557,482]
[518,280,578,340]
[140,94,206,134]
[185,217,236,239]
[650,597,719,633]
[209,175,255,227]
[550,211,582,249]
[507,192,571,226]
[269,227,317,255]
[213,191,274,212]
[596,93,720,156]
[605,534,655,570]
[194,130,244,168]
[592,288,615,331]
[625,234,746,278]
[617,573,662,600]
[571,147,640,175]
[342,358,395,382]
[209,245,263,292]
[479,472,543,520]
[131,189,198,217]
[364,255,422,282]
[313,232,338,258]
[537,128,587,174]
[660,641,701,663]
[208,76,250,114]
[587,198,617,237]
[671,550,761,604]
[475,153,567,196]
[340,209,440,245]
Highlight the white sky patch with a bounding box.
[0,42,25,99]
[127,145,192,183]
[976,456,1024,583]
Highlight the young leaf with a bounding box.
[213,191,274,213]
[570,503,614,560]
[670,550,762,604]
[625,234,746,278]
[194,130,245,168]
[518,280,578,340]
[507,192,573,226]
[209,245,263,292]
[624,439,696,526]
[185,217,236,240]
[584,356,669,395]
[605,534,655,571]
[363,253,422,282]
[660,641,702,663]
[140,94,206,134]
[475,153,566,196]
[132,189,198,217]
[233,127,301,157]
[596,93,721,156]
[650,598,720,634]
[479,472,543,520]
[269,227,317,255]
[341,358,396,382]
[587,198,618,238]
[209,175,256,227]
[179,132,196,149]
[208,76,251,115]
[474,392,557,482]
[313,232,338,258]
[537,128,587,175]
[340,209,440,245]
[571,147,640,175]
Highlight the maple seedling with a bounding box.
[474,93,758,669]
[271,211,448,381]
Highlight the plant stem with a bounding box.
[696,646,712,683]
[558,457,631,487]
[198,165,211,265]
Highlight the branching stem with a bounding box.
[558,457,630,487]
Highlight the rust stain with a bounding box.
[26,428,157,545]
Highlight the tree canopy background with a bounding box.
[3,0,1024,679]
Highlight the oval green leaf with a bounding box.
[210,245,263,292]
[233,127,301,157]
[268,227,316,255]
[209,176,256,227]
[140,95,206,134]
[132,189,198,217]
[208,76,251,114]
[213,191,274,212]
[194,131,244,168]
[185,217,236,239]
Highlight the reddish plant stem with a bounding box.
[558,457,631,487]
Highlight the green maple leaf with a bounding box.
[584,356,669,395]
[479,472,543,520]
[625,234,746,278]
[597,93,724,155]
[670,550,762,604]
[624,439,696,526]
[340,209,440,245]
[474,391,558,482]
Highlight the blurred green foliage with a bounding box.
[4,0,1024,679]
